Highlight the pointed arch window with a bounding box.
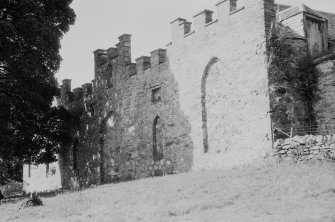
[153,116,164,161]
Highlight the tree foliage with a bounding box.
[0,0,76,167]
[267,23,317,130]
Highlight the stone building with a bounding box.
[52,0,335,189]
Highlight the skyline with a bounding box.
[57,0,335,88]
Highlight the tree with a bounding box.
[0,0,76,173]
[267,22,317,138]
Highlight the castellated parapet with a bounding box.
[58,0,277,189]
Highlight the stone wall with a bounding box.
[318,11,335,40]
[58,0,276,188]
[59,36,194,187]
[313,54,335,131]
[168,0,275,170]
[56,1,335,190]
[274,135,335,161]
[272,6,335,132]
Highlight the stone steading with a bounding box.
[274,135,335,161]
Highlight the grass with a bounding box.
[0,160,335,222]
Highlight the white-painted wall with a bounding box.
[23,161,62,193]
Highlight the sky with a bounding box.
[57,0,335,89]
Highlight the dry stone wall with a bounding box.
[274,135,335,161]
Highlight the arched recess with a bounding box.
[201,57,219,153]
[153,116,164,162]
[99,111,114,184]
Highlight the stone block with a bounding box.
[278,150,287,154]
[284,138,292,145]
[283,144,291,150]
[315,135,324,143]
[305,135,316,144]
[310,145,321,150]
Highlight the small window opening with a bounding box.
[151,87,161,103]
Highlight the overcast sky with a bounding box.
[57,0,335,88]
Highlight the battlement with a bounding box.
[92,34,168,78]
[194,10,214,31]
[131,48,167,75]
[56,0,289,187]
[59,77,95,108]
[93,49,107,66]
[60,0,275,114]
[135,56,151,71]
[169,0,253,43]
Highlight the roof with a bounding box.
[275,4,292,12]
[278,4,327,22]
[276,22,305,39]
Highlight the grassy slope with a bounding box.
[1,161,335,222]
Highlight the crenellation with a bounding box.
[82,83,93,96]
[62,79,72,93]
[117,34,132,64]
[94,49,107,63]
[136,56,151,72]
[73,87,84,100]
[66,91,74,103]
[118,34,131,46]
[169,0,251,44]
[150,49,166,66]
[60,79,72,105]
[126,63,137,77]
[106,47,118,61]
[193,10,214,31]
[180,20,192,35]
[170,17,187,42]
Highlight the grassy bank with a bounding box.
[0,161,335,222]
